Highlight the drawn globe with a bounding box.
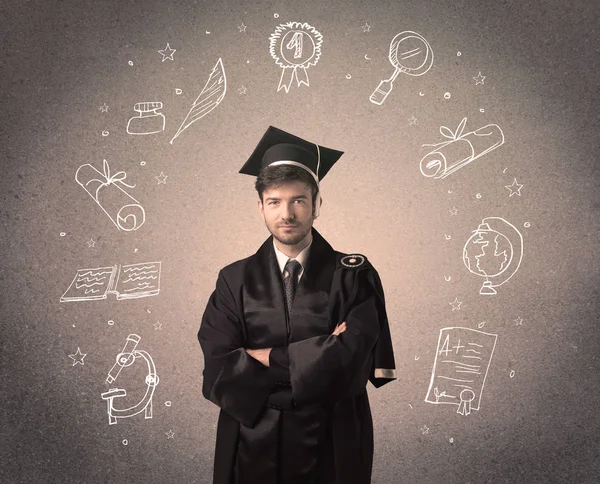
[462,224,513,279]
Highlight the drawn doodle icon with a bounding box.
[170,58,226,143]
[126,102,166,135]
[60,261,161,302]
[463,217,523,295]
[101,334,159,425]
[75,159,145,231]
[370,30,433,105]
[269,21,323,93]
[420,117,505,179]
[425,327,497,416]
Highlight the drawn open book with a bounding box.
[60,261,161,302]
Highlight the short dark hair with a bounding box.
[255,164,319,210]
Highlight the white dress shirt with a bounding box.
[273,238,312,283]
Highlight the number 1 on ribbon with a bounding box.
[286,32,303,59]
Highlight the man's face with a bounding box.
[258,180,317,246]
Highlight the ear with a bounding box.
[314,195,322,219]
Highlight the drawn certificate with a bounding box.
[425,327,497,415]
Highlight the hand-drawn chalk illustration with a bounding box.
[269,22,323,93]
[473,72,485,85]
[425,327,497,416]
[237,85,247,95]
[463,217,523,295]
[99,103,109,113]
[420,117,505,179]
[444,92,451,99]
[155,171,168,184]
[102,130,109,137]
[68,347,87,366]
[158,43,176,62]
[170,58,226,144]
[505,178,524,197]
[75,159,145,231]
[238,23,247,32]
[126,102,165,135]
[408,116,417,125]
[362,23,371,33]
[420,425,430,435]
[449,207,458,216]
[449,297,462,311]
[101,334,159,425]
[87,238,95,248]
[514,316,523,326]
[60,262,161,302]
[166,429,175,439]
[370,31,433,105]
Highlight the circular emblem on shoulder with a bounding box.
[341,254,365,268]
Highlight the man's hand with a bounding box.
[246,348,272,367]
[333,321,347,336]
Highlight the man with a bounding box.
[198,126,396,484]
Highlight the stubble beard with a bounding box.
[268,219,313,246]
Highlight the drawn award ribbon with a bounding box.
[269,22,323,93]
[76,159,146,231]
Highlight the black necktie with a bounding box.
[283,259,302,313]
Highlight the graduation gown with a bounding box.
[198,228,396,484]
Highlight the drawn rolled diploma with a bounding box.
[76,163,145,231]
[420,124,504,179]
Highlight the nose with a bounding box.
[281,202,295,221]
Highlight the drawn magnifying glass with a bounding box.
[370,31,434,105]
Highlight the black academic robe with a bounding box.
[198,228,396,484]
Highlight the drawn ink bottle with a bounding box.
[127,102,166,135]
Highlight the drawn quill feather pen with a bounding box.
[170,58,227,144]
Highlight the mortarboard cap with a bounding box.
[239,126,344,185]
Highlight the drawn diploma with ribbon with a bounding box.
[269,21,323,93]
[420,117,505,179]
[425,327,497,416]
[75,159,145,231]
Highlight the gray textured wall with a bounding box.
[1,0,599,482]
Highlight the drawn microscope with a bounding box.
[101,334,159,425]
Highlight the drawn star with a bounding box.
[166,429,175,439]
[158,43,176,62]
[155,171,168,184]
[449,297,463,311]
[154,320,163,330]
[87,238,96,248]
[238,22,247,32]
[473,72,485,85]
[237,85,247,95]
[505,178,524,197]
[449,206,458,216]
[68,347,87,366]
[514,316,524,326]
[99,103,109,113]
[362,22,371,33]
[420,425,430,435]
[408,116,417,125]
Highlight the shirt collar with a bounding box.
[273,238,312,275]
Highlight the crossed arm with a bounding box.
[199,268,380,427]
[246,321,347,366]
